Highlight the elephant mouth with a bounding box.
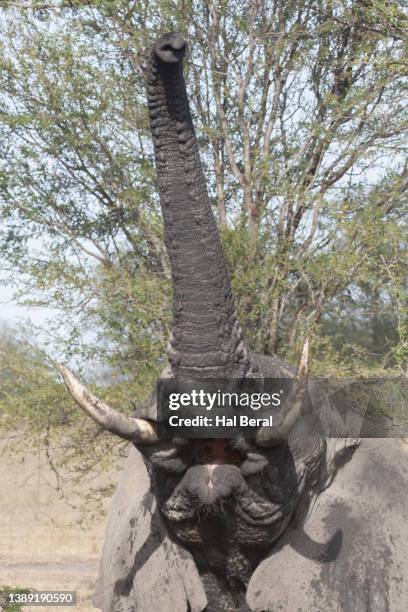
[159,438,276,526]
[190,438,244,468]
[161,461,288,550]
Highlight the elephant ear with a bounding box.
[93,446,207,612]
[246,439,408,611]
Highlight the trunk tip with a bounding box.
[153,32,188,64]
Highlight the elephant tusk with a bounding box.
[58,364,159,444]
[256,339,309,446]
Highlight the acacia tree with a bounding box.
[181,1,407,358]
[0,325,125,513]
[0,0,406,390]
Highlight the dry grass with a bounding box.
[0,437,116,611]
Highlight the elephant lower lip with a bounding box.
[207,462,225,487]
[208,459,226,469]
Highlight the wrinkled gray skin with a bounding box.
[92,33,408,611]
[94,440,408,611]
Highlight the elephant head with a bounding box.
[59,33,349,611]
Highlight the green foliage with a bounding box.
[0,328,127,515]
[0,2,406,501]
[0,586,30,612]
[0,1,406,368]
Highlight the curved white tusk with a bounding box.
[58,364,159,444]
[256,339,309,447]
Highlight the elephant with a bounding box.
[58,33,408,611]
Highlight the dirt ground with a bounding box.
[0,437,119,612]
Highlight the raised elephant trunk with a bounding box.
[58,34,309,449]
[146,33,248,379]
